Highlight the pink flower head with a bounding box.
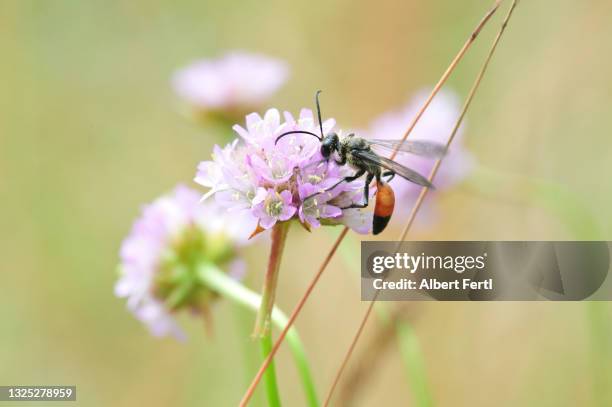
[172,51,288,114]
[195,109,373,234]
[115,185,254,340]
[365,89,475,220]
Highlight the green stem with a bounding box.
[197,262,319,407]
[260,333,281,407]
[232,302,265,407]
[254,222,291,336]
[253,222,290,407]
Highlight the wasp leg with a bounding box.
[340,168,366,185]
[382,170,395,183]
[340,172,374,209]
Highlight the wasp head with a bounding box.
[321,132,339,158]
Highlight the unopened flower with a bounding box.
[115,185,254,340]
[365,89,475,219]
[172,52,288,121]
[195,109,373,235]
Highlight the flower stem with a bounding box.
[197,261,318,407]
[260,333,281,407]
[254,221,290,337]
[253,222,290,407]
[232,302,265,407]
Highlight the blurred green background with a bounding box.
[2,0,612,406]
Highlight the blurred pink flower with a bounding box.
[195,108,373,234]
[172,51,288,114]
[115,185,254,340]
[364,89,475,221]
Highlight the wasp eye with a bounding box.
[321,145,331,157]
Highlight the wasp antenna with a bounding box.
[315,90,325,139]
[275,130,322,145]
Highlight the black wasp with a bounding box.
[275,91,446,234]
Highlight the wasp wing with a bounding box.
[367,139,446,159]
[352,149,434,188]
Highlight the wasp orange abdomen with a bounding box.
[373,181,395,235]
